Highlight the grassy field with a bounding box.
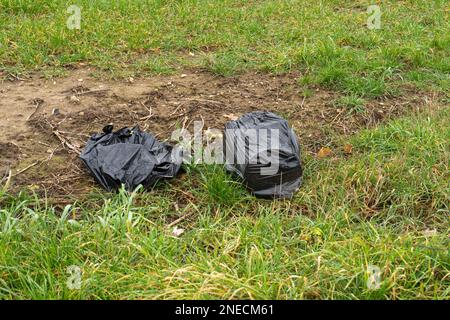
[0,0,449,299]
[1,0,449,96]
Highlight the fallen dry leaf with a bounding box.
[317,147,332,158]
[343,144,353,155]
[223,113,238,121]
[205,128,223,139]
[70,95,80,104]
[431,165,440,175]
[172,226,185,237]
[423,229,437,237]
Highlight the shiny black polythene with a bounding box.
[224,111,302,199]
[80,125,182,192]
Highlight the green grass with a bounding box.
[334,94,366,113]
[1,0,449,97]
[1,107,448,299]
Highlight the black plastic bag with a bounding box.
[80,125,182,191]
[224,111,302,199]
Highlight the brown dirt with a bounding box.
[0,142,20,176]
[0,68,440,201]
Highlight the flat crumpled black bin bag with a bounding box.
[80,125,182,191]
[224,111,303,199]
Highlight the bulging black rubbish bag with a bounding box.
[80,125,182,191]
[224,111,302,199]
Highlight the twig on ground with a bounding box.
[7,73,25,81]
[45,120,82,155]
[168,103,184,117]
[75,89,110,96]
[139,101,153,120]
[167,210,194,228]
[12,161,41,177]
[57,130,90,139]
[299,96,306,109]
[26,98,44,121]
[1,169,12,190]
[37,141,51,148]
[12,147,57,178]
[182,98,225,106]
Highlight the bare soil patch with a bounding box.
[0,68,439,201]
[0,142,20,177]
